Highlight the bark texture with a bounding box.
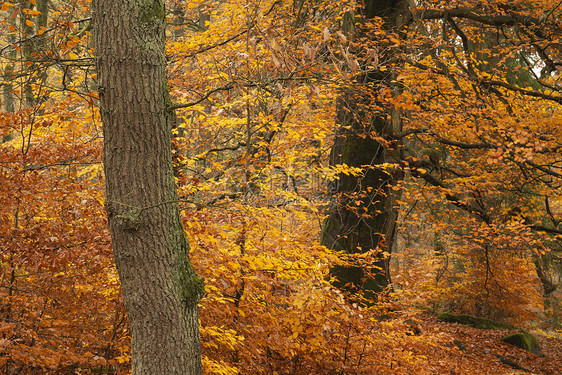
[93,1,204,374]
[321,0,408,299]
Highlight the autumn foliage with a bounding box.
[1,0,561,374]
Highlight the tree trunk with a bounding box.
[321,0,407,299]
[20,0,35,106]
[93,1,204,374]
[2,6,16,115]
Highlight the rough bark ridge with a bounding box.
[93,1,204,374]
[322,0,407,299]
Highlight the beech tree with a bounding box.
[322,0,409,298]
[322,0,562,304]
[93,1,204,373]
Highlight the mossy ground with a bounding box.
[437,312,515,330]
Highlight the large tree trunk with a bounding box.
[321,0,407,299]
[93,1,204,374]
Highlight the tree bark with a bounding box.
[2,6,16,115]
[93,1,204,374]
[20,0,35,106]
[321,0,408,299]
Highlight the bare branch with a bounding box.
[168,85,234,110]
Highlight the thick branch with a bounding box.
[524,160,562,179]
[409,60,562,104]
[415,8,550,31]
[480,79,562,104]
[437,138,496,149]
[529,224,562,236]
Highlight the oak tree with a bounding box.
[93,1,204,373]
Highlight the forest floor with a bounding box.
[409,313,562,374]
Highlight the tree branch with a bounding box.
[168,84,234,110]
[480,78,562,104]
[415,8,549,32]
[405,160,491,223]
[529,224,562,236]
[524,160,562,178]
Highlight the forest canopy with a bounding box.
[0,0,561,374]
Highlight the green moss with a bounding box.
[176,258,205,308]
[174,233,205,308]
[437,312,514,330]
[340,134,383,167]
[501,331,542,356]
[140,0,165,25]
[115,208,142,232]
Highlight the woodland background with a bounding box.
[0,0,561,374]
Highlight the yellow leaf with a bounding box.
[187,3,197,9]
[25,19,33,27]
[227,261,238,271]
